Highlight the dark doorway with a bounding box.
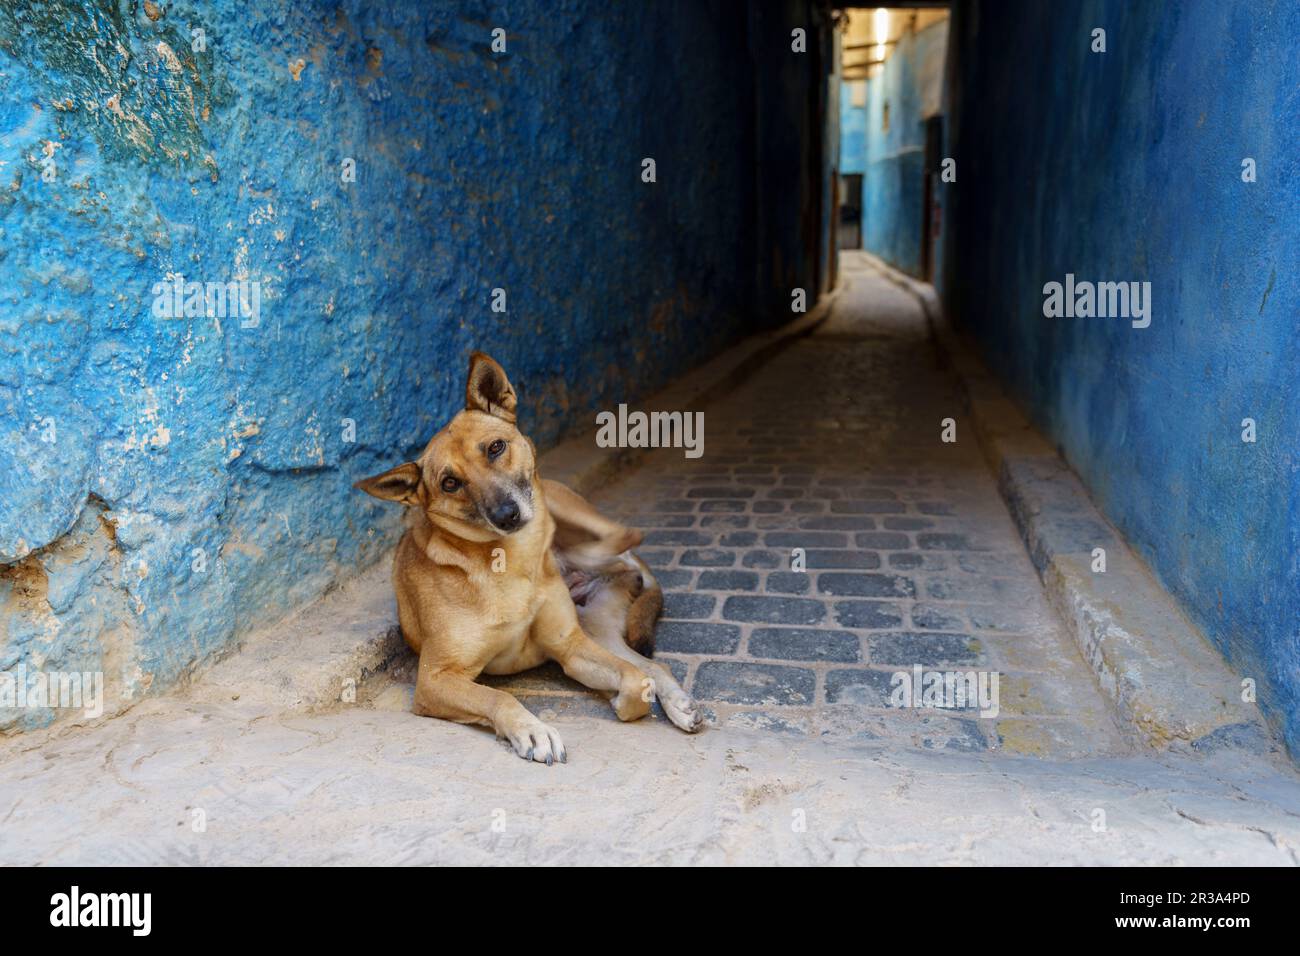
[839,173,863,249]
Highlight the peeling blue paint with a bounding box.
[0,0,824,730]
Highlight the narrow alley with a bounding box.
[2,256,1297,867]
[2,0,1297,890]
[494,254,1128,758]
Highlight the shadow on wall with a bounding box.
[0,0,832,731]
[940,0,1300,758]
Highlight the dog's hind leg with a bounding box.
[542,479,699,728]
[621,553,662,655]
[542,478,629,540]
[578,582,704,734]
[532,580,652,723]
[546,479,664,654]
[542,478,643,570]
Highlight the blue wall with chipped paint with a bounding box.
[941,0,1300,754]
[0,0,828,730]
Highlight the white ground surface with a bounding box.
[2,687,1299,865]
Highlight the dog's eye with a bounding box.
[487,439,506,460]
[440,476,461,494]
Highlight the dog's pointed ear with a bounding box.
[465,351,518,423]
[353,461,422,505]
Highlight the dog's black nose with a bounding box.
[489,498,521,531]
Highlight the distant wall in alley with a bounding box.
[943,0,1300,754]
[847,18,947,275]
[0,0,823,730]
[840,81,868,176]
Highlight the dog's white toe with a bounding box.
[507,720,566,765]
[662,694,705,734]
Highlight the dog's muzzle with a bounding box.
[484,487,533,534]
[488,498,522,532]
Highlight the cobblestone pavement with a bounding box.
[8,256,1300,865]
[491,255,1130,759]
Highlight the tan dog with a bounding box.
[355,352,702,763]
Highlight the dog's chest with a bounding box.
[476,575,548,673]
[481,572,546,629]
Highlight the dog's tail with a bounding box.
[624,554,662,656]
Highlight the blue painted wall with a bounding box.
[0,0,824,730]
[839,82,868,176]
[845,19,947,276]
[942,0,1300,755]
[748,0,838,306]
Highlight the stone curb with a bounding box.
[185,290,843,714]
[861,253,1267,753]
[183,560,402,713]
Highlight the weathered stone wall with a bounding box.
[0,0,827,730]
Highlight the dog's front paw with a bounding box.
[661,692,705,734]
[502,716,567,765]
